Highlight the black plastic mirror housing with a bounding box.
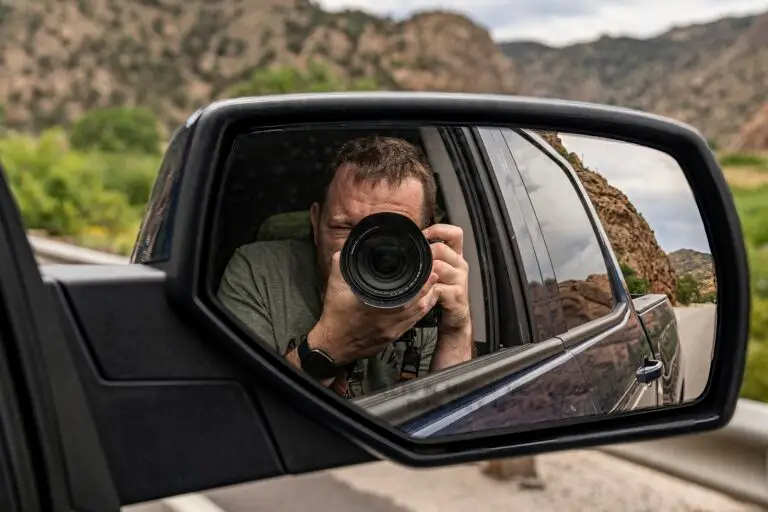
[153,92,749,467]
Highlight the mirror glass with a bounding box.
[209,123,716,439]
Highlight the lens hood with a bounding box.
[340,212,433,309]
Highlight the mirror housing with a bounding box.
[149,92,748,466]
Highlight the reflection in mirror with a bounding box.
[208,123,715,440]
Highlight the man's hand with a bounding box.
[309,251,440,366]
[422,224,473,370]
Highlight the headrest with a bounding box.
[255,206,448,243]
[256,210,312,242]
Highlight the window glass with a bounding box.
[478,128,566,340]
[502,130,615,329]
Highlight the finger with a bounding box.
[417,282,440,316]
[431,241,467,270]
[434,283,464,309]
[394,272,436,315]
[431,259,464,285]
[401,272,437,314]
[423,224,463,256]
[416,271,439,298]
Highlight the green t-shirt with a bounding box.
[217,238,438,397]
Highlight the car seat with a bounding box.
[210,127,437,293]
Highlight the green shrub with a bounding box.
[732,185,768,253]
[227,61,378,97]
[620,262,651,295]
[719,153,768,168]
[741,340,768,402]
[676,274,701,305]
[0,128,156,254]
[69,106,163,154]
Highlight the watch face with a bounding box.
[302,350,338,380]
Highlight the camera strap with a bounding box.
[344,362,365,398]
[397,328,421,383]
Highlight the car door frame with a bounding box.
[501,128,660,412]
[0,163,123,512]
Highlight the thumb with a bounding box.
[327,251,346,286]
[330,251,342,275]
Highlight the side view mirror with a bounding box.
[140,93,747,463]
[16,93,747,507]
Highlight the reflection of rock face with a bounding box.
[559,273,614,326]
[669,248,717,295]
[538,132,679,305]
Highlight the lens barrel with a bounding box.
[340,212,433,309]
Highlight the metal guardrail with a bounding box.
[601,398,768,508]
[31,236,768,510]
[29,235,130,265]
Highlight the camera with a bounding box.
[339,211,441,328]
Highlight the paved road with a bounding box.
[136,450,758,512]
[674,305,717,401]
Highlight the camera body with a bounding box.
[340,212,443,329]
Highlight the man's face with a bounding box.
[310,164,426,284]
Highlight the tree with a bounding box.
[676,274,701,305]
[69,106,163,154]
[620,262,651,295]
[227,61,378,97]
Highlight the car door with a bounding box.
[0,161,112,512]
[497,128,659,414]
[386,127,597,438]
[0,157,375,510]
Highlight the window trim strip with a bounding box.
[352,338,564,426]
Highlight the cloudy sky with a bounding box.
[317,0,768,46]
[558,134,711,254]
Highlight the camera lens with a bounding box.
[340,212,432,309]
[370,243,402,277]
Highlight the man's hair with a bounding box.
[319,136,437,225]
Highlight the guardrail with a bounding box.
[601,398,768,508]
[31,236,768,510]
[29,235,130,265]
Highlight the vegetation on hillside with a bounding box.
[730,183,768,402]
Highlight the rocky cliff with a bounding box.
[0,0,517,131]
[538,132,679,305]
[669,248,716,296]
[732,103,768,152]
[501,11,768,150]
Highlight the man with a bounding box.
[217,136,473,398]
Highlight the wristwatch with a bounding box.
[296,333,339,380]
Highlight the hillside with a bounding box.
[539,132,679,305]
[0,0,517,132]
[669,248,716,296]
[501,11,768,150]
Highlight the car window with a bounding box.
[477,128,566,341]
[502,129,615,330]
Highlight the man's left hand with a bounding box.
[422,224,471,335]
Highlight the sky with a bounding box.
[316,0,768,46]
[558,133,711,254]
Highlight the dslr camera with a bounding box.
[339,211,441,328]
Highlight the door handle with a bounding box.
[636,357,663,384]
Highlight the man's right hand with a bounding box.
[308,251,440,366]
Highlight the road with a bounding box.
[123,303,748,512]
[126,450,760,512]
[674,305,717,401]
